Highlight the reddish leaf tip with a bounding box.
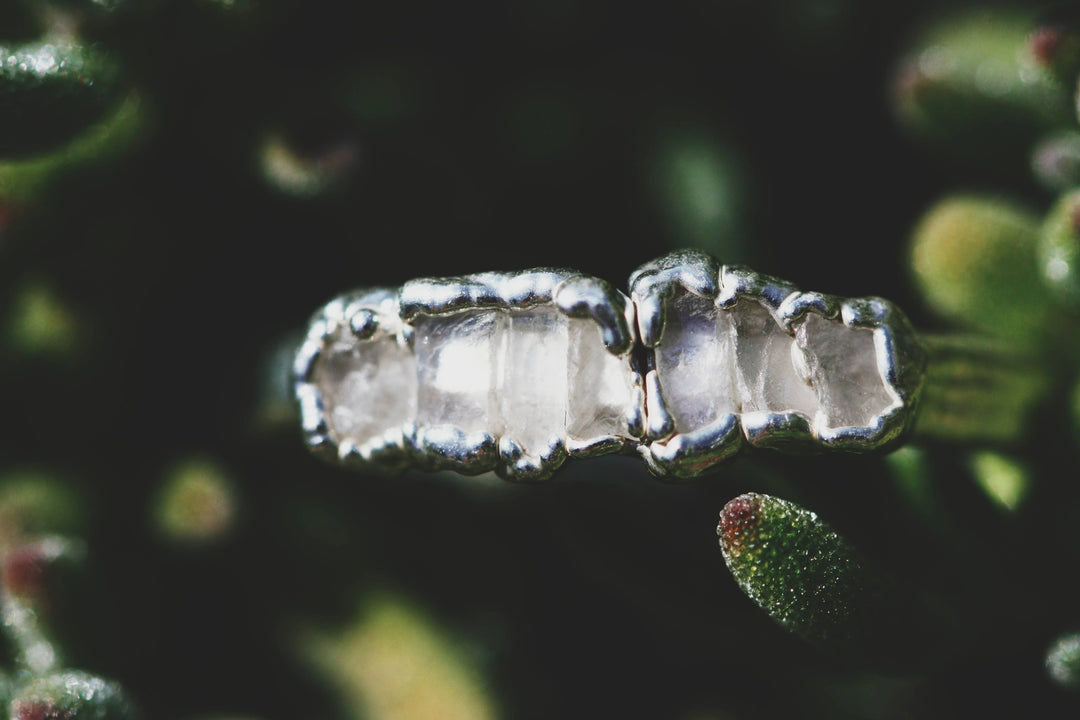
[717,493,762,552]
[1030,26,1066,67]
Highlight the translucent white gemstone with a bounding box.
[567,318,634,440]
[732,300,818,416]
[413,303,638,459]
[797,313,895,429]
[415,311,502,433]
[502,307,568,455]
[654,289,736,433]
[314,326,417,446]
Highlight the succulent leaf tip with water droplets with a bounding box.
[717,493,866,647]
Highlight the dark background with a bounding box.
[3,0,1079,718]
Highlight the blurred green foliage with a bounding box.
[1039,187,1080,307]
[968,450,1030,511]
[909,195,1054,348]
[301,591,498,720]
[153,458,236,546]
[1047,631,1080,689]
[891,7,1072,167]
[0,42,124,159]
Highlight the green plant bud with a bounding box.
[1038,188,1080,308]
[892,9,1071,164]
[8,670,135,720]
[909,195,1056,348]
[0,92,145,208]
[0,42,123,159]
[5,280,80,359]
[969,450,1030,511]
[0,471,85,544]
[153,458,237,546]
[301,592,497,720]
[1046,631,1080,688]
[1024,23,1080,89]
[716,493,867,646]
[648,127,747,262]
[1031,131,1080,191]
[258,131,359,199]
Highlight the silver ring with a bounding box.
[292,250,1025,481]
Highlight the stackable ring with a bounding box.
[291,250,992,481]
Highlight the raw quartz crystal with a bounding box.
[311,296,638,466]
[567,318,634,439]
[732,300,818,418]
[503,307,569,454]
[653,289,736,432]
[313,299,417,452]
[415,310,498,435]
[796,312,895,429]
[415,305,636,458]
[654,290,893,435]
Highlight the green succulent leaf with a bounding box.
[892,8,1072,165]
[717,493,866,646]
[1038,188,1080,309]
[909,195,1057,349]
[9,670,135,720]
[0,42,123,159]
[1047,631,1080,689]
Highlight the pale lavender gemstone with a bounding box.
[654,289,736,433]
[797,312,895,429]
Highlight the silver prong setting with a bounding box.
[294,252,926,481]
[633,251,926,478]
[643,369,675,441]
[777,291,841,332]
[629,250,719,348]
[553,275,635,355]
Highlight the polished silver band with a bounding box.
[293,250,1030,481]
